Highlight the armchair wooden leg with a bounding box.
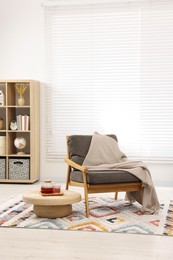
[114,192,118,200]
[65,166,71,190]
[84,188,89,218]
[83,173,90,217]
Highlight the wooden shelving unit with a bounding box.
[0,80,40,183]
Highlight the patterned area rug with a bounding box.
[0,195,172,236]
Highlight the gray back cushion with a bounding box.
[67,134,117,165]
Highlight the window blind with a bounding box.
[45,0,173,160]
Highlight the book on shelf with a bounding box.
[26,115,30,130]
[17,115,21,131]
[17,115,30,131]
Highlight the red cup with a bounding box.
[53,185,61,193]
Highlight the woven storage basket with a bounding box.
[0,158,5,179]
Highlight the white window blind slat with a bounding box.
[45,0,173,160]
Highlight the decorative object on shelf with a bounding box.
[0,90,4,106]
[0,136,6,155]
[15,83,28,106]
[10,120,18,131]
[14,136,26,155]
[0,117,3,130]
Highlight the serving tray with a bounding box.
[40,192,64,196]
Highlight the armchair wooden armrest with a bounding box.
[64,157,88,174]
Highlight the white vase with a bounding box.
[18,95,25,106]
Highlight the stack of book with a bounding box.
[17,115,30,131]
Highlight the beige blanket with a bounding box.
[82,132,160,214]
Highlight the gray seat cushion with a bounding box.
[70,170,140,184]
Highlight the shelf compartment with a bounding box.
[7,132,30,155]
[7,82,30,106]
[7,107,30,131]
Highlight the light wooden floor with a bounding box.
[0,182,172,260]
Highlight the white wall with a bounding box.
[0,0,172,186]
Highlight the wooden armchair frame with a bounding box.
[65,136,143,218]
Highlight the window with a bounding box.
[45,0,173,160]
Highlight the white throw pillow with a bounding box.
[82,132,126,166]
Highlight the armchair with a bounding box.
[64,134,143,217]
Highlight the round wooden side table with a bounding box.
[23,190,81,218]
